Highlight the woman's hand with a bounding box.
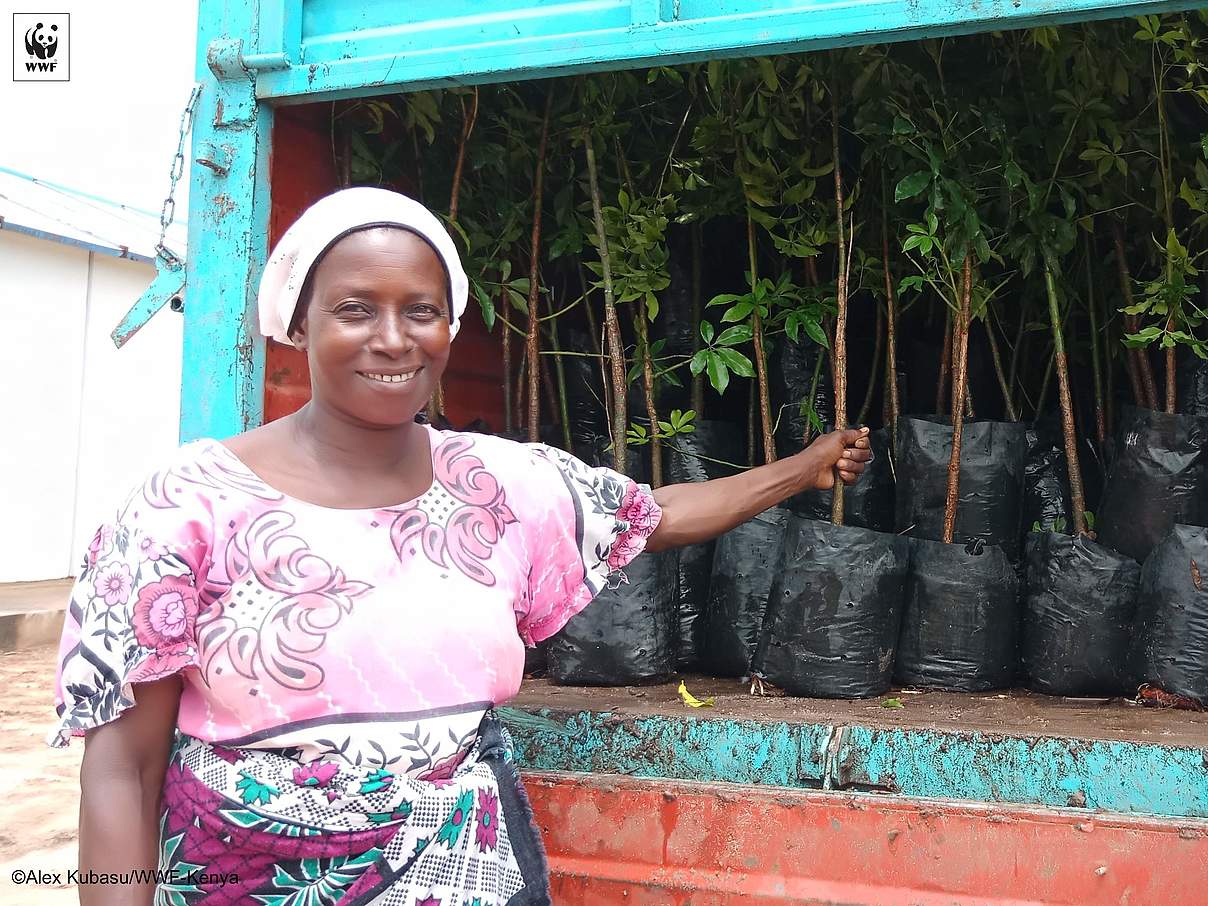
[798,427,874,491]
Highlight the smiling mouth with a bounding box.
[358,369,421,385]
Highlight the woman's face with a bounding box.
[292,227,451,427]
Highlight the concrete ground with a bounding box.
[0,643,82,904]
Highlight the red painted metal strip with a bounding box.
[524,771,1208,906]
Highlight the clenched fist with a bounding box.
[801,427,874,491]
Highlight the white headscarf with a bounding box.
[257,187,469,345]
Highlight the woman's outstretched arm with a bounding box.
[645,427,872,552]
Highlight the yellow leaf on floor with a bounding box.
[678,680,714,708]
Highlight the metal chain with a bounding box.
[156,82,204,266]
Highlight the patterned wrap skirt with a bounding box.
[155,717,551,906]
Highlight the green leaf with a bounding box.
[722,302,756,323]
[700,321,715,344]
[646,292,659,321]
[757,57,779,91]
[706,352,730,395]
[803,318,829,348]
[708,293,744,308]
[803,402,824,435]
[717,348,755,377]
[716,325,754,346]
[506,288,529,313]
[474,283,496,332]
[881,698,904,710]
[801,162,835,178]
[745,187,775,207]
[895,170,931,202]
[690,349,708,376]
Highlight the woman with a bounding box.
[50,188,872,905]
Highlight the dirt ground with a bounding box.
[0,644,82,904]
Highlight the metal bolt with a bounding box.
[1095,866,1108,877]
[196,140,233,177]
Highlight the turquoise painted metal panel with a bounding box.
[503,707,1208,820]
[112,256,184,348]
[254,0,1197,102]
[505,708,833,787]
[181,1,273,442]
[840,725,1208,820]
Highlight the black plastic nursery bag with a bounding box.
[755,518,910,698]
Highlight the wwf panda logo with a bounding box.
[24,22,59,60]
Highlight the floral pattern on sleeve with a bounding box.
[516,444,662,645]
[49,522,201,746]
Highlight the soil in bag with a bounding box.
[754,518,910,698]
[1098,408,1208,562]
[896,416,1028,559]
[1021,531,1139,696]
[701,506,791,677]
[1130,524,1208,704]
[663,420,744,670]
[895,538,1020,692]
[546,548,680,686]
[786,428,895,532]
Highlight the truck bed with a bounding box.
[507,676,1208,820]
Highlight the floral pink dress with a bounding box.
[49,426,660,905]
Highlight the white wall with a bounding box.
[71,253,183,563]
[0,231,183,582]
[0,232,88,581]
